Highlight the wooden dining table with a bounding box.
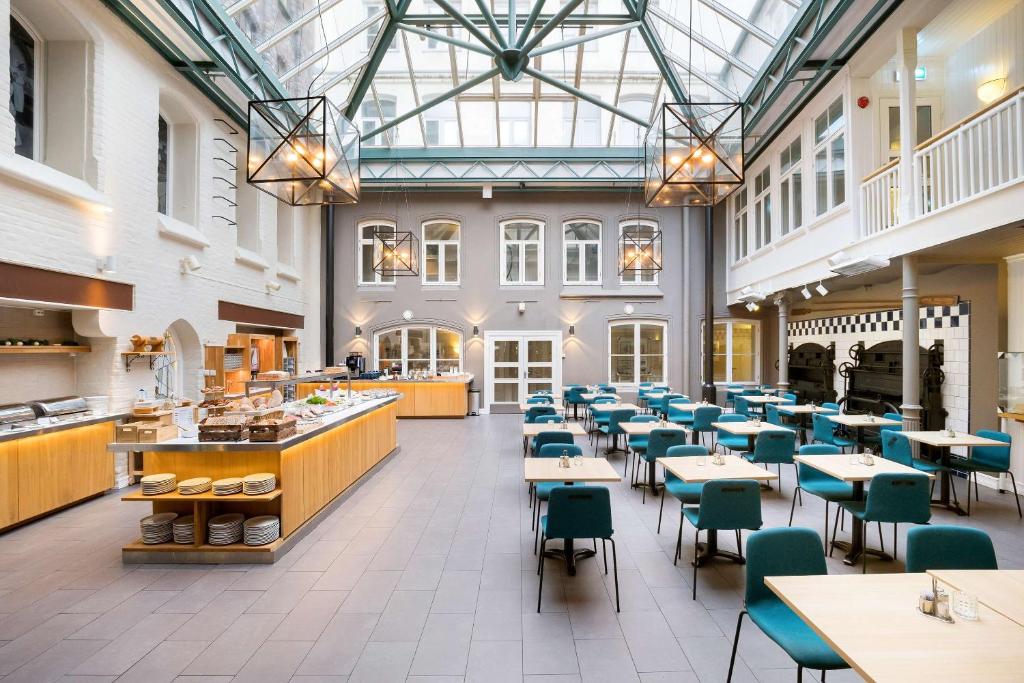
[826,413,901,448]
[656,454,778,567]
[766,573,1024,682]
[776,404,837,444]
[524,457,620,575]
[928,569,1024,627]
[619,421,689,492]
[521,421,586,456]
[518,401,565,412]
[712,420,790,451]
[793,453,932,566]
[901,430,1007,515]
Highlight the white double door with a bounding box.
[484,331,562,410]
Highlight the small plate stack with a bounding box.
[178,477,212,495]
[212,477,243,496]
[207,513,245,545]
[242,472,276,495]
[172,515,195,544]
[140,512,177,544]
[243,516,280,546]
[141,473,177,496]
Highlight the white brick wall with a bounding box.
[0,1,322,410]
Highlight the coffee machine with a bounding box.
[345,352,366,377]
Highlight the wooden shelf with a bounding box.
[123,538,283,553]
[0,345,90,354]
[121,488,282,502]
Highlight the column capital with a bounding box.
[773,293,790,308]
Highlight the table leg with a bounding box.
[693,529,745,567]
[800,415,809,445]
[747,435,756,452]
[832,481,891,566]
[930,446,967,516]
[691,430,699,446]
[523,435,528,457]
[543,537,596,576]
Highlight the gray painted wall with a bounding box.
[328,190,713,403]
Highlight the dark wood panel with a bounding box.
[218,301,303,329]
[0,261,133,310]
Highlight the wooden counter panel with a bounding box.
[142,451,282,481]
[297,381,464,418]
[0,442,17,528]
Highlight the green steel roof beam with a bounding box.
[282,9,385,82]
[698,0,775,46]
[432,0,504,55]
[224,0,257,16]
[396,23,494,56]
[403,13,634,26]
[507,0,516,46]
[342,0,414,120]
[663,50,737,100]
[522,66,650,128]
[621,0,688,104]
[514,0,546,47]
[530,21,640,57]
[470,0,509,49]
[647,5,757,78]
[361,146,642,160]
[520,0,586,54]
[255,0,347,52]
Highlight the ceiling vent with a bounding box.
[828,254,890,277]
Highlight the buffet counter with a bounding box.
[1,413,124,532]
[296,374,472,418]
[109,395,399,563]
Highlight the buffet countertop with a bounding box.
[352,373,474,384]
[0,412,128,444]
[107,395,399,453]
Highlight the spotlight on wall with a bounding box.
[402,309,414,321]
[623,303,635,315]
[517,302,526,314]
[96,255,117,275]
[569,325,575,337]
[745,301,760,312]
[179,255,202,274]
[801,285,812,300]
[815,281,829,297]
[355,326,362,336]
[265,281,282,293]
[472,325,479,337]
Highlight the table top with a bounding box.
[793,453,933,482]
[521,422,587,437]
[588,402,641,412]
[668,402,720,412]
[766,573,1024,682]
[524,457,622,483]
[656,454,780,483]
[580,392,620,401]
[777,405,836,415]
[619,421,690,436]
[711,421,791,436]
[742,395,788,404]
[519,402,565,412]
[901,431,1008,448]
[827,413,901,427]
[929,570,1024,627]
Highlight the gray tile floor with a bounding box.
[1,414,1022,682]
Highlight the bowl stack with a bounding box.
[212,477,243,496]
[172,515,195,544]
[242,472,277,495]
[207,513,245,545]
[243,516,281,546]
[140,473,177,496]
[140,512,177,544]
[178,477,212,495]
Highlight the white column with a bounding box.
[896,28,919,223]
[775,295,790,391]
[1002,254,1024,490]
[901,255,923,432]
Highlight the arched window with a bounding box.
[374,324,463,375]
[609,320,667,385]
[422,219,460,284]
[361,95,396,147]
[9,13,39,160]
[358,219,396,285]
[615,97,651,147]
[562,219,601,285]
[619,218,660,285]
[500,218,544,285]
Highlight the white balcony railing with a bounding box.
[860,88,1024,236]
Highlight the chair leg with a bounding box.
[674,513,683,566]
[602,538,608,574]
[877,522,885,554]
[692,530,700,600]
[533,502,541,555]
[642,469,647,504]
[797,665,803,683]
[794,465,803,506]
[823,503,829,553]
[658,487,666,533]
[537,538,546,612]
[610,538,620,612]
[726,610,746,683]
[623,448,630,477]
[1010,472,1023,518]
[788,487,799,526]
[893,523,898,562]
[829,505,840,558]
[967,471,972,516]
[975,472,981,501]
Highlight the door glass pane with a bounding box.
[444,244,458,281]
[793,172,803,229]
[494,367,519,379]
[378,329,402,359]
[494,383,519,402]
[712,323,728,382]
[527,366,552,378]
[494,340,519,363]
[425,243,439,282]
[527,340,551,363]
[831,134,845,206]
[527,382,552,394]
[407,328,430,360]
[611,356,634,383]
[888,106,900,153]
[361,244,375,282]
[916,105,933,144]
[524,243,539,282]
[437,329,460,360]
[566,244,580,282]
[610,325,634,355]
[732,324,754,354]
[584,243,599,281]
[732,354,755,382]
[504,244,520,282]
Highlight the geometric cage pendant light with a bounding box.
[371,224,420,277]
[246,95,360,206]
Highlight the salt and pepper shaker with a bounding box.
[559,450,570,469]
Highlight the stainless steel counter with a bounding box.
[106,394,400,453]
[0,412,128,444]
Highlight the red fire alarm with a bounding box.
[857,96,870,109]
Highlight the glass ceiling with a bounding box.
[220,0,804,151]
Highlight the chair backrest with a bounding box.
[533,431,575,451]
[639,382,655,388]
[528,395,554,404]
[715,412,746,438]
[973,430,1011,470]
[593,395,617,405]
[545,485,613,539]
[745,528,827,607]
[751,430,796,464]
[535,414,564,424]
[525,405,557,422]
[692,405,724,431]
[796,444,842,483]
[904,525,998,573]
[630,414,659,424]
[740,388,761,396]
[598,384,616,393]
[535,389,552,395]
[881,412,903,433]
[565,386,587,404]
[811,411,836,443]
[647,428,689,458]
[781,392,797,405]
[666,444,709,457]
[880,431,913,467]
[608,408,638,432]
[734,396,751,417]
[765,403,785,427]
[822,402,841,412]
[695,480,763,531]
[864,473,932,524]
[667,396,691,406]
[537,443,583,459]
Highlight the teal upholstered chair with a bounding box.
[765,404,795,432]
[780,392,797,405]
[531,428,574,459]
[788,444,854,551]
[727,527,850,683]
[837,472,931,573]
[536,414,564,423]
[724,384,744,408]
[537,485,619,612]
[734,396,752,418]
[821,402,840,412]
[531,443,583,549]
[625,414,658,478]
[564,386,587,421]
[655,393,684,419]
[525,405,557,423]
[598,384,616,394]
[636,427,688,503]
[587,395,617,433]
[595,407,636,456]
[904,525,998,573]
[811,412,854,451]
[667,397,695,426]
[658,444,707,534]
[716,413,749,453]
[880,431,955,504]
[744,430,799,496]
[954,429,1021,518]
[527,395,554,404]
[680,480,762,598]
[691,405,724,448]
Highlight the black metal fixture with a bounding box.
[472,325,479,337]
[569,325,575,336]
[618,227,663,276]
[355,325,362,336]
[371,227,419,277]
[246,95,360,206]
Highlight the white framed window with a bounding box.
[615,96,652,147]
[360,95,396,147]
[424,97,459,146]
[702,319,760,384]
[562,219,601,285]
[814,96,846,216]
[422,219,460,285]
[235,145,261,252]
[732,187,748,262]
[500,218,544,285]
[564,100,602,146]
[358,219,397,285]
[753,167,771,249]
[157,116,170,215]
[158,93,199,225]
[609,320,667,385]
[365,2,396,52]
[9,11,41,161]
[499,101,531,146]
[374,324,463,375]
[779,136,802,235]
[619,219,660,284]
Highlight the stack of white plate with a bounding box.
[212,477,243,495]
[141,473,177,496]
[243,516,280,546]
[178,477,212,495]
[207,513,244,545]
[242,472,276,495]
[172,515,195,544]
[140,512,177,544]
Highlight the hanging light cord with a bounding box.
[307,0,330,97]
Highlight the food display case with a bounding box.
[997,352,1024,413]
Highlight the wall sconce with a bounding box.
[472,325,479,337]
[402,309,414,321]
[265,280,282,293]
[179,255,202,274]
[569,325,575,336]
[623,303,635,315]
[517,302,526,314]
[96,255,117,274]
[355,326,362,336]
[977,77,1007,104]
